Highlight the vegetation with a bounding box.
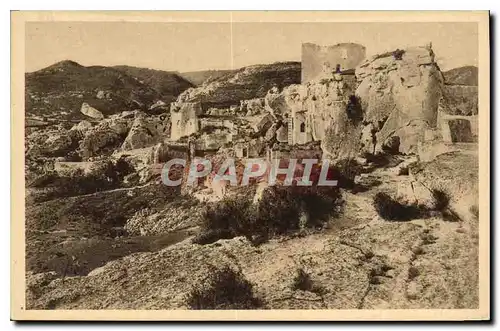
[373,189,453,222]
[29,157,136,202]
[186,266,261,309]
[192,185,342,245]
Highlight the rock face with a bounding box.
[264,72,361,160]
[355,45,443,154]
[80,102,104,119]
[121,112,169,150]
[170,102,202,141]
[79,112,136,158]
[302,42,366,83]
[240,98,265,116]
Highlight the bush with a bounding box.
[430,189,450,211]
[33,158,135,202]
[186,266,261,309]
[373,192,426,221]
[374,189,455,222]
[331,158,363,189]
[193,186,342,245]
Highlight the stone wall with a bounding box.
[301,43,366,83]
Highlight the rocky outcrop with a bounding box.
[125,200,204,236]
[80,102,104,119]
[170,102,202,141]
[174,62,301,111]
[70,120,92,134]
[121,112,169,150]
[355,45,443,154]
[43,133,73,156]
[410,150,478,221]
[264,72,360,160]
[79,112,137,158]
[240,98,265,116]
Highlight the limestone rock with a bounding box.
[70,120,92,134]
[80,103,104,119]
[355,45,444,154]
[121,112,170,150]
[170,102,202,141]
[265,123,279,142]
[241,98,265,116]
[125,202,204,236]
[79,112,138,158]
[27,217,478,309]
[43,132,73,155]
[276,125,288,143]
[410,150,478,221]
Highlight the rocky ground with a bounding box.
[26,149,479,310]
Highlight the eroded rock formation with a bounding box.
[355,45,443,154]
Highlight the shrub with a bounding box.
[291,268,326,294]
[373,192,425,221]
[186,266,261,309]
[33,158,135,201]
[193,186,342,245]
[430,189,450,211]
[331,158,363,189]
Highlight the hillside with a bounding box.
[25,61,191,120]
[443,66,478,86]
[177,62,301,111]
[180,69,236,86]
[113,65,194,101]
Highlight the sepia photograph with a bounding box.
[11,11,490,321]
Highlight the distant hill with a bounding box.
[25,61,192,120]
[443,66,478,86]
[180,69,236,86]
[177,62,301,111]
[113,65,194,100]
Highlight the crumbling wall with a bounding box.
[301,43,366,83]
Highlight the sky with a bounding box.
[25,21,478,73]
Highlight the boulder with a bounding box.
[80,103,104,119]
[276,125,288,143]
[264,123,279,142]
[43,133,73,156]
[70,120,92,134]
[121,112,169,151]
